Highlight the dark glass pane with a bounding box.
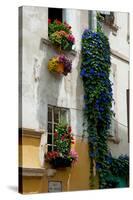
[48,123,52,133]
[54,108,59,123]
[47,134,52,144]
[54,124,57,132]
[48,8,63,22]
[48,107,52,122]
[53,146,57,151]
[60,110,67,123]
[48,145,52,152]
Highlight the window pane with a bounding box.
[48,145,52,152]
[48,123,52,133]
[48,8,63,22]
[53,146,57,151]
[54,108,59,123]
[60,109,67,123]
[54,123,57,132]
[48,134,52,144]
[48,107,52,122]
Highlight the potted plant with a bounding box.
[48,54,72,76]
[45,124,78,168]
[48,19,75,51]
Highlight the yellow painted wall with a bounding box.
[19,136,41,168]
[19,135,93,194]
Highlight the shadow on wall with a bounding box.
[75,52,85,137]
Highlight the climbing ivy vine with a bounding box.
[80,29,115,188]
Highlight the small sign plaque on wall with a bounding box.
[48,181,62,192]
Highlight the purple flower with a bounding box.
[90,68,95,75]
[59,55,72,75]
[96,162,102,170]
[80,68,86,77]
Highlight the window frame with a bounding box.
[97,11,118,32]
[47,105,70,151]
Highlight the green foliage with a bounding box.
[48,19,71,37]
[54,123,72,155]
[45,123,78,168]
[48,19,75,51]
[81,28,129,189]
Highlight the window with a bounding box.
[47,105,70,151]
[97,11,118,32]
[48,8,63,22]
[99,11,114,26]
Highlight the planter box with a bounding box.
[50,157,72,169]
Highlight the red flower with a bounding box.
[61,135,65,141]
[55,19,62,25]
[71,141,75,144]
[54,131,58,138]
[46,151,59,160]
[48,19,51,24]
[68,126,72,133]
[64,21,71,30]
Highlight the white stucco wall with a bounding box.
[102,12,130,58]
[102,12,130,157]
[21,6,129,156]
[21,6,88,138]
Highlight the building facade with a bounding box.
[19,6,129,194]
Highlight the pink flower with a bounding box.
[61,135,65,141]
[70,150,78,162]
[67,34,75,43]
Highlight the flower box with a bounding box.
[50,157,72,168]
[48,19,75,51]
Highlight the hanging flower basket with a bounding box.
[48,55,72,76]
[48,19,75,51]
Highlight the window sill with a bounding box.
[108,135,120,144]
[19,167,57,177]
[19,128,44,139]
[19,167,45,177]
[100,19,119,32]
[41,38,77,56]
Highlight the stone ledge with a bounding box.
[41,38,77,56]
[111,49,129,63]
[19,167,45,177]
[108,135,120,144]
[19,128,44,139]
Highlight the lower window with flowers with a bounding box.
[45,123,78,168]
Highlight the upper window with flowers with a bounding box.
[48,19,75,51]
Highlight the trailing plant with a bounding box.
[48,54,72,76]
[81,28,129,188]
[81,28,114,188]
[48,19,75,51]
[45,123,78,168]
[110,154,129,178]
